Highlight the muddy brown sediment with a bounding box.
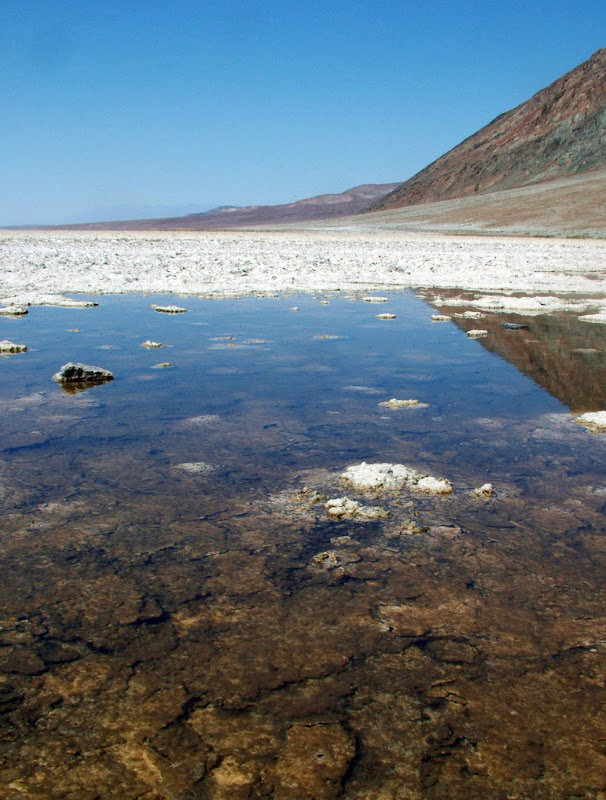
[1,294,606,798]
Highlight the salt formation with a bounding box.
[174,462,216,474]
[2,295,97,309]
[454,311,486,319]
[53,362,113,384]
[574,411,606,432]
[0,340,28,354]
[0,306,28,316]
[579,313,606,324]
[379,398,429,410]
[363,296,389,303]
[431,314,451,321]
[141,340,165,348]
[467,329,488,338]
[340,462,453,495]
[150,304,187,313]
[470,483,495,498]
[324,497,390,520]
[376,313,397,320]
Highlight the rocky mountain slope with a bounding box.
[66,184,399,231]
[368,48,606,212]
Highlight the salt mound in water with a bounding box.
[379,398,429,410]
[324,497,390,520]
[340,462,452,495]
[575,411,606,432]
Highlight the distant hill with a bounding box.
[60,184,400,231]
[367,48,606,213]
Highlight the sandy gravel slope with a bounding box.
[1,229,605,313]
[296,169,606,239]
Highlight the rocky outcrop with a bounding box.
[53,362,114,387]
[0,340,28,354]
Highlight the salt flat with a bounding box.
[1,229,605,314]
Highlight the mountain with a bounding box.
[64,184,400,231]
[367,48,606,213]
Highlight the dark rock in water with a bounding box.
[53,362,114,392]
[501,322,529,330]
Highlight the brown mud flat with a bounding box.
[1,448,606,800]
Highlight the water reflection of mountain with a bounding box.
[448,310,606,413]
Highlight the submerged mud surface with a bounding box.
[1,293,605,799]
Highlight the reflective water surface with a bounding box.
[1,292,605,799]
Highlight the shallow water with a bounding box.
[1,292,605,799]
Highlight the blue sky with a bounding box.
[2,1,604,224]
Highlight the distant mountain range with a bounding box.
[62,184,400,231]
[367,48,606,212]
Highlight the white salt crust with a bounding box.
[2,230,603,311]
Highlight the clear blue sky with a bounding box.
[2,0,604,224]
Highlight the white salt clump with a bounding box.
[470,483,495,498]
[467,329,488,338]
[325,497,390,520]
[141,340,165,348]
[453,311,487,319]
[153,362,172,368]
[379,398,429,410]
[416,476,452,494]
[579,313,606,325]
[150,304,187,313]
[290,306,300,311]
[376,313,397,320]
[574,411,606,432]
[319,300,331,305]
[174,462,216,474]
[431,315,451,322]
[6,295,98,308]
[341,462,452,495]
[53,298,98,308]
[363,296,389,303]
[0,306,28,316]
[0,340,28,354]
